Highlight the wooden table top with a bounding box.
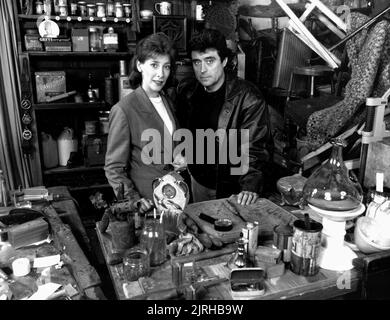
[95,197,364,300]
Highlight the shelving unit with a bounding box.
[14,2,140,191]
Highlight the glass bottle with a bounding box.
[302,138,363,212]
[139,214,167,266]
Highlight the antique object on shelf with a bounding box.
[123,3,131,18]
[24,29,43,51]
[57,127,78,166]
[78,1,87,16]
[230,268,266,299]
[71,28,89,51]
[153,15,187,55]
[87,3,96,16]
[103,27,118,52]
[106,0,115,17]
[118,60,132,99]
[35,71,66,103]
[96,2,106,18]
[41,132,59,169]
[115,2,123,18]
[82,134,107,167]
[273,224,293,263]
[155,1,172,16]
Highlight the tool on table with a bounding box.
[199,212,233,232]
[47,284,78,300]
[224,199,247,223]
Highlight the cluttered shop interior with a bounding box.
[0,0,390,301]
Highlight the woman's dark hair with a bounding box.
[129,32,176,89]
[189,29,229,62]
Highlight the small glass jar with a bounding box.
[78,1,87,16]
[96,2,106,17]
[123,246,150,281]
[89,27,102,52]
[123,3,131,17]
[106,0,115,17]
[70,2,78,15]
[87,3,96,16]
[59,4,68,16]
[36,1,44,14]
[115,2,123,18]
[43,0,52,15]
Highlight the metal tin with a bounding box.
[70,2,78,15]
[290,219,323,276]
[242,221,259,262]
[115,2,123,18]
[273,224,293,262]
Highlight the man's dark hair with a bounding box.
[189,28,229,62]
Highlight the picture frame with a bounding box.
[153,15,187,56]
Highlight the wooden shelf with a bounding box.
[44,165,104,175]
[26,51,131,58]
[18,14,132,24]
[33,102,110,110]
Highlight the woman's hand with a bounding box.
[136,198,154,214]
[172,153,187,172]
[236,191,259,206]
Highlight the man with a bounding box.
[176,29,273,206]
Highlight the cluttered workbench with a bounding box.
[0,186,105,300]
[96,196,366,300]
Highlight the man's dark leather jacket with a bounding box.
[175,74,273,198]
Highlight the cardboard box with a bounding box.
[72,29,89,52]
[35,71,66,103]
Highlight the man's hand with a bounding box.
[237,191,259,206]
[136,198,154,214]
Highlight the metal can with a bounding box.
[242,221,259,262]
[273,224,293,263]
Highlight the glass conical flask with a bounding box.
[302,138,363,211]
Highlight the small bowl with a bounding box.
[354,216,390,254]
[140,9,153,20]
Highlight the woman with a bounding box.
[104,33,180,213]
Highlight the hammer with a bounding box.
[47,284,78,300]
